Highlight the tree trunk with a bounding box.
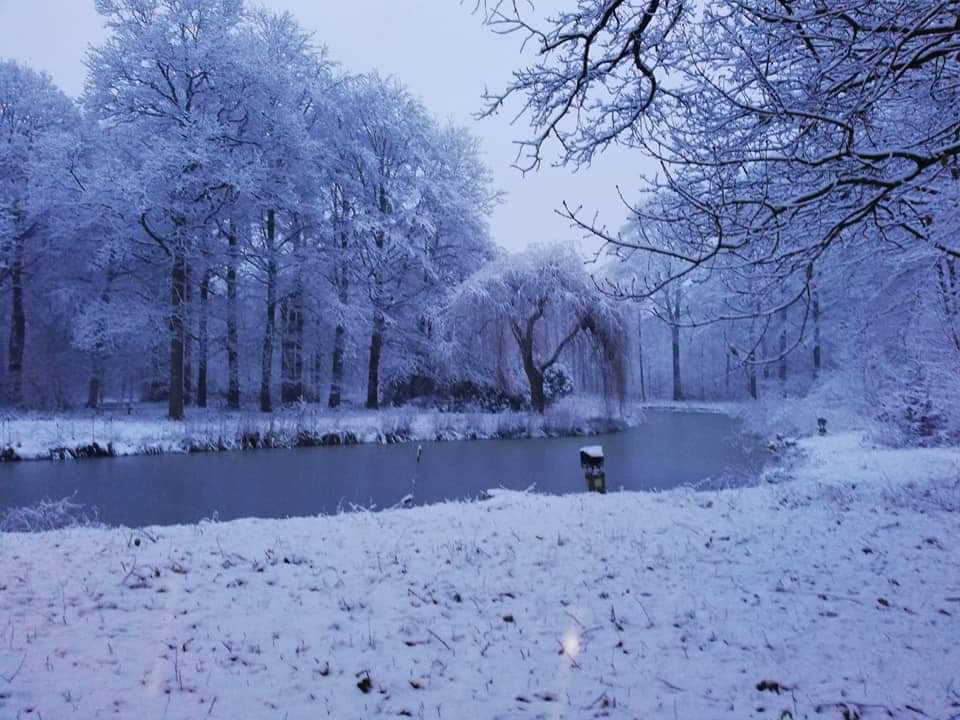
[7,237,25,406]
[699,339,705,401]
[725,350,731,398]
[280,277,304,403]
[86,375,101,410]
[671,323,682,402]
[329,323,345,408]
[761,332,770,380]
[149,342,165,402]
[260,210,277,414]
[183,263,193,406]
[86,274,114,410]
[637,313,646,402]
[168,246,186,420]
[197,267,211,408]
[520,338,546,413]
[365,310,384,409]
[328,235,349,409]
[226,228,240,409]
[748,351,758,400]
[312,327,323,402]
[778,306,787,388]
[280,300,291,402]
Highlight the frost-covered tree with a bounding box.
[86,0,254,419]
[330,75,495,409]
[0,61,80,405]
[230,10,336,412]
[485,0,960,434]
[453,243,624,412]
[0,1,502,415]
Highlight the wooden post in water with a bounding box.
[579,445,606,494]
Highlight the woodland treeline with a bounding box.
[6,0,960,441]
[481,0,960,441]
[1,1,636,418]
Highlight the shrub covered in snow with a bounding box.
[0,496,103,533]
[543,364,575,406]
[384,375,528,413]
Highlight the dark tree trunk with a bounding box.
[520,338,546,413]
[329,323,345,408]
[7,237,25,406]
[778,306,788,387]
[748,351,758,400]
[663,286,683,402]
[149,342,165,402]
[280,300,291,402]
[365,310,384,409]
[725,350,732,398]
[87,374,102,410]
[328,214,350,409]
[86,274,113,410]
[226,228,240,409]
[637,313,646,402]
[280,278,304,403]
[495,323,510,393]
[168,246,186,420]
[511,310,583,414]
[260,210,277,414]
[197,267,211,408]
[671,323,682,402]
[87,375,101,410]
[183,263,193,406]
[699,340,705,401]
[761,332,770,380]
[312,331,323,402]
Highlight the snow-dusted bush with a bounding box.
[0,497,104,533]
[383,375,527,413]
[543,364,574,405]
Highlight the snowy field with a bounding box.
[1,433,957,719]
[0,398,630,462]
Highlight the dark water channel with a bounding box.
[0,410,766,528]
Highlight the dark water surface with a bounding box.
[0,410,765,527]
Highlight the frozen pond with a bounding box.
[0,410,766,527]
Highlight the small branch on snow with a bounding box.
[656,675,685,692]
[0,653,26,683]
[119,557,138,586]
[427,628,453,653]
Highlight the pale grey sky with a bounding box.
[0,0,651,252]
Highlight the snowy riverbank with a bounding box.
[1,432,957,718]
[0,399,632,462]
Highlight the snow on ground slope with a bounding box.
[0,434,957,719]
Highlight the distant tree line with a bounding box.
[0,0,633,418]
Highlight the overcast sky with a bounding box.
[0,0,653,252]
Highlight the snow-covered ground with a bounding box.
[1,432,957,719]
[0,397,631,462]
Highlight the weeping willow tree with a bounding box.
[451,243,627,413]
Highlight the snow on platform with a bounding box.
[579,445,604,459]
[0,433,957,719]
